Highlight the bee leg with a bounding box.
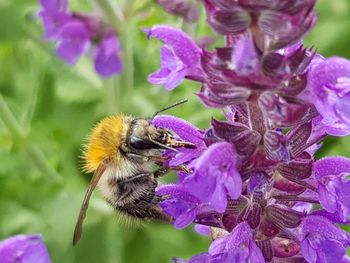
[119,173,151,184]
[154,167,169,178]
[125,152,166,163]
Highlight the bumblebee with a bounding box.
[73,100,193,245]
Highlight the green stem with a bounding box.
[104,76,121,114]
[0,94,63,184]
[119,22,135,93]
[95,0,123,31]
[26,144,63,184]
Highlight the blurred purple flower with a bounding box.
[93,34,123,77]
[144,25,204,90]
[301,216,350,263]
[0,234,51,263]
[39,0,70,39]
[158,0,199,22]
[55,20,90,64]
[38,0,122,78]
[302,57,350,136]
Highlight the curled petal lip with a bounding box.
[143,25,202,66]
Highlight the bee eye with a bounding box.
[129,136,159,150]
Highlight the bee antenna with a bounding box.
[152,99,188,119]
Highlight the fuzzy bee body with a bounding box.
[73,111,193,245]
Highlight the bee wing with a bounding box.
[72,164,107,246]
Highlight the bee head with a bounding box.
[127,118,172,151]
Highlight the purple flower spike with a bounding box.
[0,234,51,263]
[184,142,241,213]
[303,57,350,136]
[153,115,207,166]
[144,25,203,90]
[314,157,350,222]
[93,34,123,77]
[301,216,350,263]
[56,21,90,64]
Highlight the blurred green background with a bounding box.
[0,0,349,262]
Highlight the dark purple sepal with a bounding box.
[256,239,273,262]
[273,176,306,194]
[204,6,251,35]
[197,83,250,108]
[279,73,308,97]
[237,202,261,229]
[259,8,317,51]
[266,205,303,229]
[211,118,260,160]
[158,0,200,22]
[258,92,313,127]
[259,217,280,238]
[264,130,289,162]
[277,158,313,182]
[286,121,313,158]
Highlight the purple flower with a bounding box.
[142,0,350,262]
[208,222,264,263]
[93,34,123,77]
[301,216,350,263]
[302,57,350,136]
[157,184,202,229]
[144,25,204,90]
[183,142,242,213]
[314,157,350,222]
[153,115,207,166]
[39,0,70,39]
[55,20,90,64]
[0,234,51,263]
[179,222,264,263]
[38,0,123,77]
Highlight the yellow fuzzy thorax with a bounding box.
[83,115,130,172]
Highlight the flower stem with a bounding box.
[95,0,134,94]
[119,22,135,93]
[95,0,123,32]
[0,94,63,184]
[104,76,121,114]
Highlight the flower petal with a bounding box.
[93,34,123,77]
[0,234,51,263]
[144,25,201,67]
